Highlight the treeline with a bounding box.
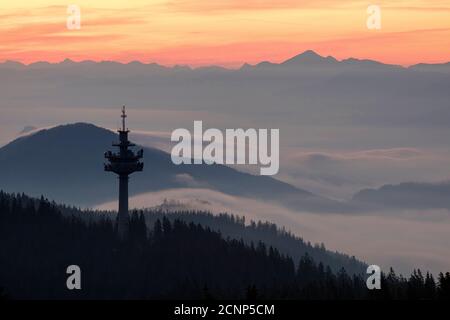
[62,204,366,275]
[140,208,366,275]
[51,197,367,275]
[0,191,449,299]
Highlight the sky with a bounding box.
[1,0,450,67]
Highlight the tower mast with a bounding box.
[121,105,126,131]
[104,106,144,238]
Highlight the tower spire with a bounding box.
[121,105,127,131]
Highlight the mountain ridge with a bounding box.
[352,180,450,210]
[0,123,346,212]
[1,50,448,71]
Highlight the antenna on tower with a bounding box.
[121,105,127,131]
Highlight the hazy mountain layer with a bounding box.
[0,123,343,211]
[353,181,450,210]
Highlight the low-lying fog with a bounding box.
[96,188,450,276]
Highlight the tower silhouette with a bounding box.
[104,106,144,238]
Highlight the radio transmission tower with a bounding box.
[104,106,144,238]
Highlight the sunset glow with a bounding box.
[1,0,449,67]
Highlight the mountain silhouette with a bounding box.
[282,50,338,65]
[409,62,450,73]
[352,181,450,210]
[0,123,343,210]
[1,52,448,131]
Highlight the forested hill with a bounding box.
[1,191,449,300]
[0,123,340,212]
[53,196,365,275]
[139,209,366,275]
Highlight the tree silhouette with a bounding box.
[0,190,448,300]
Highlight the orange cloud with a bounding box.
[166,0,324,13]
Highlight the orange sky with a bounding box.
[1,0,449,67]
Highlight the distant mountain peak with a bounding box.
[127,60,144,65]
[282,50,337,65]
[28,61,52,68]
[1,60,25,68]
[301,49,321,57]
[60,58,75,65]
